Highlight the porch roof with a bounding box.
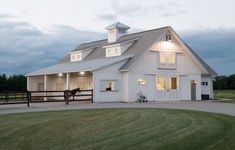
[26,55,133,76]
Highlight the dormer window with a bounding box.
[70,52,82,62]
[106,47,121,57]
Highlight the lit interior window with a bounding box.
[159,52,175,66]
[160,52,167,64]
[156,77,178,90]
[138,79,146,85]
[170,77,177,90]
[157,77,166,90]
[168,53,175,64]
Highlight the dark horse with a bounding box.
[70,88,81,101]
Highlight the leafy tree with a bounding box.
[0,74,27,91]
[214,74,235,90]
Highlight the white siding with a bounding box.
[130,51,201,75]
[127,73,155,102]
[28,76,44,91]
[93,61,127,102]
[201,75,213,98]
[127,34,203,101]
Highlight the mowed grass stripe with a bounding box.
[0,109,234,150]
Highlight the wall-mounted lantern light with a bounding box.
[137,79,147,85]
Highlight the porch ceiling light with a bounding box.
[80,71,85,75]
[58,73,63,77]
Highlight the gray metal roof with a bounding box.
[28,25,216,76]
[105,22,130,30]
[26,55,132,76]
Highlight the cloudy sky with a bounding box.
[0,0,234,75]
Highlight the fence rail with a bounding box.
[0,90,93,106]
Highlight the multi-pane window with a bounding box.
[201,82,208,86]
[100,80,119,92]
[156,77,178,90]
[159,52,176,68]
[156,77,167,90]
[106,48,121,57]
[71,52,82,62]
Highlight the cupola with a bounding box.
[106,22,130,43]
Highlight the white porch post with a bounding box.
[27,76,30,91]
[44,75,47,101]
[66,73,70,90]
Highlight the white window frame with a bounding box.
[70,52,82,62]
[156,76,178,91]
[159,52,176,69]
[100,80,119,92]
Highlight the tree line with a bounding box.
[0,74,234,91]
[213,74,235,90]
[0,74,27,91]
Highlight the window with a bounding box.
[166,34,172,41]
[159,52,176,68]
[37,83,44,91]
[106,47,121,57]
[100,80,119,92]
[160,53,167,64]
[71,52,82,62]
[201,82,208,86]
[156,77,178,90]
[170,77,177,90]
[156,77,167,90]
[137,79,146,85]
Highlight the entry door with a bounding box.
[191,80,196,100]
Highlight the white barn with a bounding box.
[26,22,217,102]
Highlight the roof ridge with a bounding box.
[77,26,170,46]
[121,26,170,37]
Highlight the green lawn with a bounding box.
[0,109,235,150]
[215,90,235,103]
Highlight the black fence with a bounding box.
[0,91,28,105]
[0,90,93,106]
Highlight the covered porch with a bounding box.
[27,71,93,91]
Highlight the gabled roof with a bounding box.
[28,25,216,76]
[105,22,130,30]
[184,43,217,76]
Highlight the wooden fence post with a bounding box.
[64,90,69,105]
[27,91,31,107]
[91,89,93,103]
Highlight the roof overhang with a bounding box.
[26,55,134,76]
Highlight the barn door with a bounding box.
[191,80,196,100]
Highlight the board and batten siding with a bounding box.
[127,35,203,100]
[93,60,127,102]
[201,75,213,98]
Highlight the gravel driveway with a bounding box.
[0,101,235,116]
